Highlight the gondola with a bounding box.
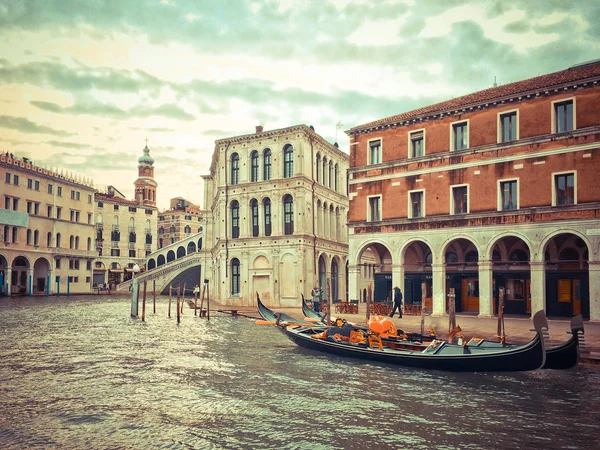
[544,314,584,369]
[257,296,548,372]
[257,293,323,328]
[301,294,326,322]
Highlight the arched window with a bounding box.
[47,231,52,247]
[231,152,239,185]
[170,225,176,233]
[283,144,294,178]
[331,259,339,301]
[113,215,119,225]
[87,237,92,251]
[56,233,61,248]
[184,225,191,235]
[263,148,271,181]
[75,236,80,249]
[316,153,321,182]
[231,200,240,239]
[26,229,32,245]
[283,194,294,235]
[322,157,327,186]
[251,151,259,182]
[328,160,333,189]
[231,258,241,296]
[129,217,135,228]
[251,199,259,237]
[69,235,74,249]
[263,198,272,237]
[334,164,339,192]
[34,230,39,246]
[3,225,9,243]
[159,226,164,234]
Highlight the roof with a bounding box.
[348,59,600,134]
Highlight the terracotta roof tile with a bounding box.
[349,60,600,133]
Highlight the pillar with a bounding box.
[529,261,545,316]
[348,264,360,302]
[478,260,494,318]
[431,263,446,317]
[391,264,404,300]
[5,267,11,297]
[588,261,600,322]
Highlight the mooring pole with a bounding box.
[498,287,505,343]
[168,286,172,318]
[67,276,70,297]
[448,288,456,343]
[46,274,50,296]
[56,276,60,297]
[176,282,181,324]
[181,282,186,314]
[206,279,210,321]
[420,282,427,338]
[153,280,156,314]
[28,274,32,297]
[142,281,147,322]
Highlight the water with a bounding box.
[0,296,598,450]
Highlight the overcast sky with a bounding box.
[1,0,598,210]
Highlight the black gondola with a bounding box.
[301,294,326,322]
[257,295,548,372]
[544,315,584,369]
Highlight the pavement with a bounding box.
[227,302,600,366]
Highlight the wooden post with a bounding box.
[194,286,198,316]
[177,282,181,325]
[199,284,205,318]
[366,282,372,322]
[420,282,427,338]
[206,279,210,321]
[181,282,186,314]
[498,287,505,343]
[168,286,172,318]
[142,281,147,322]
[447,288,456,343]
[326,277,332,324]
[153,279,156,314]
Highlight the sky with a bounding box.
[1,0,599,211]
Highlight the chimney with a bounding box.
[255,125,263,134]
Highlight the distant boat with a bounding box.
[257,295,548,372]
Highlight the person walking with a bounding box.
[390,286,403,318]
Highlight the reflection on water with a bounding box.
[0,296,598,449]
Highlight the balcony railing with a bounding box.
[128,226,136,233]
[145,228,151,235]
[128,242,135,250]
[112,225,120,232]
[96,223,104,230]
[96,241,103,248]
[111,241,120,248]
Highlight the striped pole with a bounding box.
[29,274,33,297]
[46,274,50,296]
[56,276,60,297]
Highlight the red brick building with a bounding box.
[346,60,600,320]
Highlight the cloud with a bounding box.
[0,115,71,136]
[46,140,93,149]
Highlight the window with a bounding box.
[316,154,321,182]
[499,179,518,211]
[47,205,53,217]
[328,161,333,189]
[231,153,239,185]
[283,144,294,178]
[12,227,17,243]
[263,149,271,181]
[409,191,424,218]
[251,199,259,237]
[97,202,103,208]
[88,213,92,224]
[56,258,61,269]
[57,186,62,196]
[111,249,120,257]
[70,210,75,221]
[451,185,469,214]
[452,121,469,151]
[368,139,382,165]
[48,184,53,194]
[56,207,62,219]
[499,111,518,143]
[34,230,39,246]
[129,250,136,257]
[553,99,574,133]
[334,164,339,192]
[3,225,8,243]
[368,196,381,222]
[251,151,259,182]
[128,206,137,213]
[27,201,33,214]
[71,190,75,199]
[88,194,92,203]
[4,196,9,209]
[554,172,576,206]
[34,203,39,215]
[283,194,294,235]
[231,258,240,296]
[114,205,119,211]
[410,130,425,158]
[12,198,18,211]
[27,179,33,189]
[13,175,19,186]
[56,233,61,247]
[26,229,32,245]
[34,180,39,191]
[47,232,52,247]
[5,173,10,183]
[231,200,240,239]
[263,198,272,237]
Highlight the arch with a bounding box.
[328,160,333,189]
[147,258,156,270]
[353,240,394,267]
[486,232,534,262]
[157,254,166,266]
[47,231,52,247]
[331,258,339,301]
[113,215,119,225]
[87,237,92,251]
[146,219,151,229]
[316,153,321,182]
[198,237,203,251]
[56,233,62,248]
[263,148,272,181]
[250,198,259,237]
[75,236,80,250]
[176,246,186,259]
[539,229,591,263]
[167,250,175,262]
[263,197,272,236]
[11,256,30,295]
[69,235,74,249]
[184,225,191,234]
[250,150,259,182]
[283,144,294,178]
[231,152,240,185]
[439,235,480,264]
[33,230,39,246]
[187,241,197,254]
[322,157,327,187]
[33,257,51,293]
[252,254,270,269]
[318,254,327,301]
[231,200,240,239]
[26,229,32,245]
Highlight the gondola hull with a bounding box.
[543,315,583,369]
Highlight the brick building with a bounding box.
[157,197,204,249]
[346,60,600,320]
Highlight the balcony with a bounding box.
[112,225,120,232]
[128,242,136,250]
[111,241,120,248]
[96,223,104,230]
[128,226,136,233]
[145,228,151,235]
[96,241,104,248]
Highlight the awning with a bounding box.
[108,269,122,273]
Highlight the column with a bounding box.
[348,264,360,302]
[529,261,545,316]
[478,260,494,318]
[5,267,11,297]
[431,263,446,317]
[340,257,347,302]
[391,264,404,299]
[27,268,33,296]
[588,261,600,322]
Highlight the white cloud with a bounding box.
[347,16,408,46]
[184,13,201,23]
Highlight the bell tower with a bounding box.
[134,140,158,206]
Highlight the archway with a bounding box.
[491,236,531,315]
[147,258,156,270]
[157,254,166,267]
[331,258,339,302]
[356,242,393,303]
[544,233,589,318]
[33,257,51,293]
[176,246,185,259]
[11,256,29,295]
[444,238,479,313]
[402,240,433,310]
[0,253,8,296]
[167,250,175,263]
[187,241,196,254]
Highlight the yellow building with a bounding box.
[0,153,96,295]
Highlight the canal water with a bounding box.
[0,296,598,450]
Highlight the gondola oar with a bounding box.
[255,319,323,327]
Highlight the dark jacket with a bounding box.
[394,288,403,305]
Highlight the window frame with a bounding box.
[283,194,294,235]
[408,189,425,219]
[263,197,272,237]
[250,150,259,182]
[497,178,520,211]
[231,258,240,296]
[367,195,382,222]
[497,109,519,143]
[367,138,382,165]
[450,119,469,152]
[450,184,469,215]
[283,144,294,178]
[263,148,272,181]
[251,199,259,237]
[551,97,576,134]
[230,153,240,185]
[231,200,240,239]
[552,170,577,206]
[409,129,426,158]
